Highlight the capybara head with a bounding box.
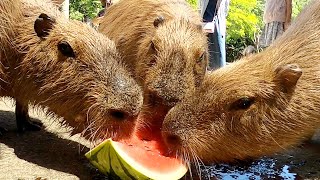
[161,58,310,163]
[17,13,143,140]
[137,16,208,109]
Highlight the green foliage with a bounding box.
[226,0,262,61]
[292,0,312,18]
[186,0,198,9]
[69,0,103,21]
[227,0,259,40]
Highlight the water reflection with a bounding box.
[189,139,320,180]
[200,158,299,180]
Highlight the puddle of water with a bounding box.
[187,139,320,180]
[198,157,300,180]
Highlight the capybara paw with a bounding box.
[18,119,43,133]
[0,126,8,136]
[25,118,43,131]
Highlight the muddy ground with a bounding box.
[0,98,319,180]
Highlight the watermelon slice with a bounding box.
[85,138,187,179]
[85,110,188,180]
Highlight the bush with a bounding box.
[186,0,198,9]
[70,0,102,21]
[226,0,263,61]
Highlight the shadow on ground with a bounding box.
[0,110,107,179]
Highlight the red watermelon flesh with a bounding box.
[115,137,185,173]
[114,107,187,175]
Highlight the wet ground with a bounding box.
[199,142,320,180]
[0,98,319,180]
[191,132,320,180]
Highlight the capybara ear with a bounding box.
[274,64,302,93]
[34,13,56,38]
[153,16,165,27]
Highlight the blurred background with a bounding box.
[55,0,311,62]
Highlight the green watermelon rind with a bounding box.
[85,139,111,175]
[86,139,151,180]
[109,143,150,180]
[85,139,188,180]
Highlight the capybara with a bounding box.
[162,0,320,163]
[99,0,208,122]
[242,45,256,56]
[0,0,143,140]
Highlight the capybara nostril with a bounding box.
[162,131,182,148]
[166,134,181,146]
[147,90,162,106]
[109,109,128,121]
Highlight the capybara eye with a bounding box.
[58,41,75,58]
[198,52,205,62]
[153,16,165,27]
[230,97,255,110]
[148,59,157,67]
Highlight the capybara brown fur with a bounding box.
[0,0,143,140]
[162,0,320,163]
[99,0,208,122]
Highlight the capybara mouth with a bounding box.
[73,113,139,142]
[136,105,169,141]
[118,104,175,157]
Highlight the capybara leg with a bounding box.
[0,127,8,135]
[15,101,42,132]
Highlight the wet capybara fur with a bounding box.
[162,0,320,163]
[0,0,143,140]
[99,0,208,121]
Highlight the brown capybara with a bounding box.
[161,0,320,163]
[242,45,256,56]
[0,0,143,141]
[99,0,208,122]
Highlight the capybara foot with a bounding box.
[0,126,8,136]
[15,101,42,133]
[16,116,43,133]
[23,118,43,132]
[16,115,43,133]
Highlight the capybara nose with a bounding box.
[162,131,182,149]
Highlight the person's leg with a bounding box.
[208,17,226,70]
[207,25,223,70]
[217,18,227,67]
